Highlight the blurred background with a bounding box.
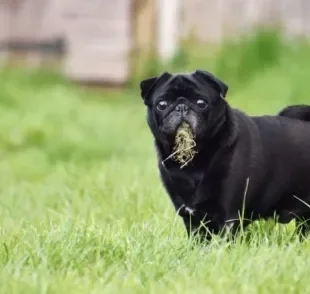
[1,0,310,86]
[0,0,310,220]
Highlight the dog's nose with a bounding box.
[175,104,189,115]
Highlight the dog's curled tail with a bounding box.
[278,105,310,122]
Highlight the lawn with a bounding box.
[1,35,310,293]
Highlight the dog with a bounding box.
[140,70,310,242]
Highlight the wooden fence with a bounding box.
[0,0,134,84]
[0,0,310,85]
[0,0,63,67]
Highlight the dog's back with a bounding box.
[278,104,310,122]
[252,114,310,178]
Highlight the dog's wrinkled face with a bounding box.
[140,70,229,144]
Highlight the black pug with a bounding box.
[140,70,310,242]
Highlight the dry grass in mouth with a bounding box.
[162,122,197,168]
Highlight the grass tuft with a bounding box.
[163,122,197,168]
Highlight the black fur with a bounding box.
[278,104,310,122]
[140,70,310,242]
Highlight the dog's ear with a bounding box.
[140,72,171,104]
[194,70,228,98]
[140,77,158,100]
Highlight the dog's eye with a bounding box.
[196,99,208,109]
[157,101,168,111]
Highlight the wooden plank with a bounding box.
[62,0,128,18]
[63,0,132,84]
[65,52,129,82]
[37,0,63,41]
[8,0,62,42]
[64,19,130,43]
[0,0,63,68]
[0,1,10,63]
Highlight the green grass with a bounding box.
[1,35,310,293]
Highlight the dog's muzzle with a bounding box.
[175,103,189,116]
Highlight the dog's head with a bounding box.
[140,70,229,144]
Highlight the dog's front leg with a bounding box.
[218,221,242,242]
[180,210,222,244]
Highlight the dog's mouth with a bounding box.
[162,122,198,168]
